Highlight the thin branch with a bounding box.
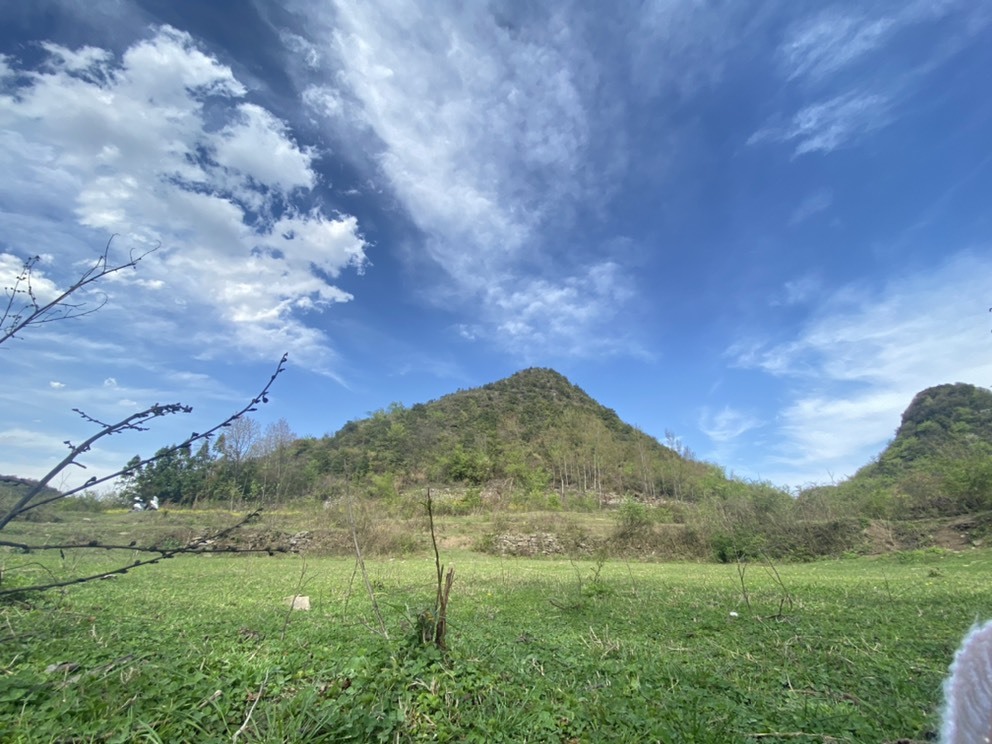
[0,354,287,529]
[0,237,157,347]
[347,483,388,638]
[427,488,443,604]
[0,510,265,598]
[736,556,751,611]
[0,540,286,555]
[760,552,794,611]
[280,556,309,642]
[232,670,269,744]
[426,489,454,650]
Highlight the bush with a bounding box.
[711,532,767,563]
[52,492,112,513]
[613,498,652,540]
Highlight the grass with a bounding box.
[1,520,990,741]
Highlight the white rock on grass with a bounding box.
[285,595,310,611]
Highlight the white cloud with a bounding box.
[293,1,649,356]
[212,103,316,194]
[780,1,989,85]
[0,252,62,310]
[0,26,367,374]
[626,0,752,97]
[0,427,67,452]
[780,9,896,82]
[699,406,762,444]
[758,2,992,161]
[749,91,889,156]
[322,2,588,265]
[484,261,638,358]
[773,275,822,307]
[49,381,65,389]
[734,251,992,483]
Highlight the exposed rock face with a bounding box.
[493,532,565,556]
[288,531,312,551]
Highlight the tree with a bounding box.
[215,416,261,495]
[254,418,298,503]
[0,244,287,596]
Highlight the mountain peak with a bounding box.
[895,382,992,447]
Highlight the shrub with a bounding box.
[613,498,652,540]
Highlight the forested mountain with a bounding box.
[115,368,737,508]
[886,383,992,462]
[116,371,992,541]
[799,383,992,519]
[296,367,720,502]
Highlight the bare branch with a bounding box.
[0,510,270,598]
[0,238,293,598]
[0,540,287,555]
[0,237,158,347]
[0,353,288,529]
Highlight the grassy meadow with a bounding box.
[2,512,991,742]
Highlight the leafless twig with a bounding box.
[347,482,388,638]
[0,354,287,530]
[0,511,267,598]
[232,670,269,744]
[1,236,156,346]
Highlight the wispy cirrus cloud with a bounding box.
[780,8,896,83]
[779,1,987,85]
[289,0,736,358]
[772,275,823,308]
[297,4,600,354]
[699,406,763,444]
[789,188,833,225]
[753,2,991,159]
[732,251,992,484]
[748,91,890,156]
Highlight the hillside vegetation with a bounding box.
[299,368,720,503]
[33,373,992,561]
[798,383,992,521]
[0,476,63,521]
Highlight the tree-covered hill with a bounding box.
[297,367,719,502]
[889,383,992,460]
[48,375,992,559]
[799,382,992,519]
[0,476,62,518]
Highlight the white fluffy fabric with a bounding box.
[942,619,992,744]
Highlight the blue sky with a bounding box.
[2,1,991,493]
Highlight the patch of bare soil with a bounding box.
[438,535,476,550]
[931,514,989,550]
[863,521,899,553]
[863,512,992,553]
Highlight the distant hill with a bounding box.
[298,367,719,502]
[801,382,992,518]
[0,475,62,511]
[892,382,992,455]
[859,383,992,476]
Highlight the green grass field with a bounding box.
[2,535,990,742]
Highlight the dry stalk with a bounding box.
[426,489,454,651]
[347,485,388,638]
[232,669,269,743]
[736,556,751,611]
